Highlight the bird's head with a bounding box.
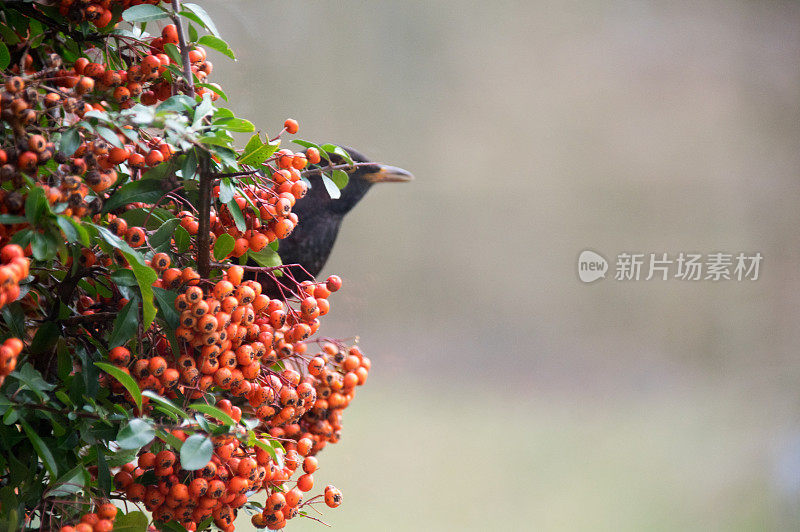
[312,146,413,215]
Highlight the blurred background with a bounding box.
[203,0,800,529]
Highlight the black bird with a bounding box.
[257,146,413,296]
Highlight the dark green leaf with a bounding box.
[180,434,213,470]
[226,200,246,232]
[115,418,155,450]
[182,149,198,180]
[121,4,168,23]
[163,43,182,66]
[0,42,8,71]
[29,322,59,356]
[322,174,341,199]
[47,465,87,497]
[213,233,235,260]
[103,179,165,213]
[174,225,190,252]
[181,3,220,36]
[0,214,25,224]
[187,22,198,42]
[152,287,179,329]
[111,269,137,286]
[149,218,181,249]
[56,216,90,246]
[9,363,55,400]
[20,420,58,477]
[96,362,142,412]
[107,297,139,348]
[59,128,81,156]
[93,225,158,327]
[25,186,50,226]
[197,35,235,59]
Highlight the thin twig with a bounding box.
[170,0,195,97]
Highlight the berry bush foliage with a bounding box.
[0,2,368,530]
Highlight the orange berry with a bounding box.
[283,118,299,134]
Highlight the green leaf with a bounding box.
[254,438,285,466]
[248,246,281,268]
[0,214,26,224]
[121,4,168,23]
[111,269,137,286]
[152,286,179,329]
[25,186,50,226]
[115,418,155,450]
[96,125,122,148]
[29,322,60,356]
[330,169,349,189]
[196,82,227,101]
[180,434,213,470]
[163,42,182,66]
[322,143,354,164]
[103,179,165,213]
[174,225,190,252]
[107,297,139,348]
[226,200,246,232]
[321,174,341,199]
[238,137,279,166]
[142,390,189,420]
[47,465,87,497]
[59,128,81,156]
[197,35,235,60]
[218,178,235,203]
[156,428,184,450]
[292,139,328,161]
[20,420,58,477]
[193,93,214,127]
[9,363,55,400]
[213,233,235,260]
[0,42,8,71]
[181,3,220,36]
[113,511,149,532]
[56,216,90,246]
[149,218,181,249]
[188,403,236,426]
[93,225,158,327]
[187,21,198,42]
[214,117,254,132]
[96,362,143,412]
[157,94,196,113]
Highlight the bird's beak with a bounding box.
[362,165,414,183]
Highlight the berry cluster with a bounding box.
[56,1,168,29]
[58,503,118,532]
[0,244,29,310]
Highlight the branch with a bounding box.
[170,0,195,97]
[196,152,212,278]
[1,1,106,43]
